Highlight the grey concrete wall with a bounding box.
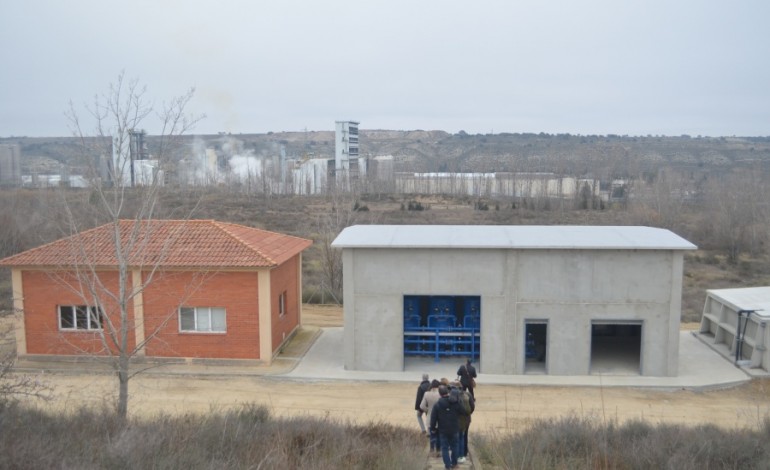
[514,250,680,376]
[343,248,508,371]
[666,254,684,375]
[698,292,770,372]
[342,247,684,376]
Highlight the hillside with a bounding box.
[3,132,770,178]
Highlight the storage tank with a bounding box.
[404,295,423,326]
[429,296,455,317]
[463,296,480,318]
[0,144,21,186]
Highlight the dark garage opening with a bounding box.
[590,322,642,375]
[525,322,547,374]
[403,295,480,363]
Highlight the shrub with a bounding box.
[472,415,770,469]
[0,404,425,469]
[404,200,426,211]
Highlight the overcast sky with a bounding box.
[1,0,768,137]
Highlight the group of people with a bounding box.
[414,359,477,470]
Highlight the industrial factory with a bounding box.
[3,122,624,202]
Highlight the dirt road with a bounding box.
[17,305,770,432]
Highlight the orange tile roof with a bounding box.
[0,220,313,269]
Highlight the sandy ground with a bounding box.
[10,305,770,432]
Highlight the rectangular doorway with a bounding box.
[590,321,642,375]
[524,321,547,374]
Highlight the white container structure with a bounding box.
[698,286,770,371]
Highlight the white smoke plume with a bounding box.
[229,154,263,178]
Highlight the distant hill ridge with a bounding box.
[2,131,769,176]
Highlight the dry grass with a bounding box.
[4,400,770,469]
[681,251,770,322]
[473,414,770,469]
[302,304,344,327]
[0,403,426,470]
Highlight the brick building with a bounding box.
[0,220,312,364]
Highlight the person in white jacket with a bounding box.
[414,373,431,434]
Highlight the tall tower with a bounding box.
[334,120,359,181]
[0,144,21,187]
[128,129,149,187]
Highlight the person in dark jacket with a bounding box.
[414,373,431,434]
[457,358,477,399]
[457,386,475,463]
[430,385,468,469]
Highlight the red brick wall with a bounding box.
[141,270,261,359]
[270,254,301,351]
[21,264,301,360]
[22,270,135,355]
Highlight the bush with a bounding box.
[0,404,425,469]
[403,200,426,211]
[472,415,770,469]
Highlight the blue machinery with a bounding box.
[403,295,543,362]
[403,296,480,362]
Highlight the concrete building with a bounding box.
[21,174,89,188]
[0,143,21,186]
[393,172,601,200]
[334,121,359,173]
[332,225,696,377]
[334,121,360,187]
[697,286,770,373]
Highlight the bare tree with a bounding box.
[60,72,203,419]
[0,312,50,405]
[315,188,375,304]
[700,168,769,263]
[630,167,690,230]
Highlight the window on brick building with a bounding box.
[179,307,226,333]
[278,291,287,317]
[58,305,104,331]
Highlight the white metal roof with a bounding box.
[707,286,770,318]
[331,225,697,251]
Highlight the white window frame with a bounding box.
[179,307,227,333]
[278,291,287,317]
[58,305,104,331]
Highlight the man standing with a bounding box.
[430,385,468,469]
[457,359,477,399]
[414,373,431,434]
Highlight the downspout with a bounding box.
[735,309,756,365]
[754,321,766,369]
